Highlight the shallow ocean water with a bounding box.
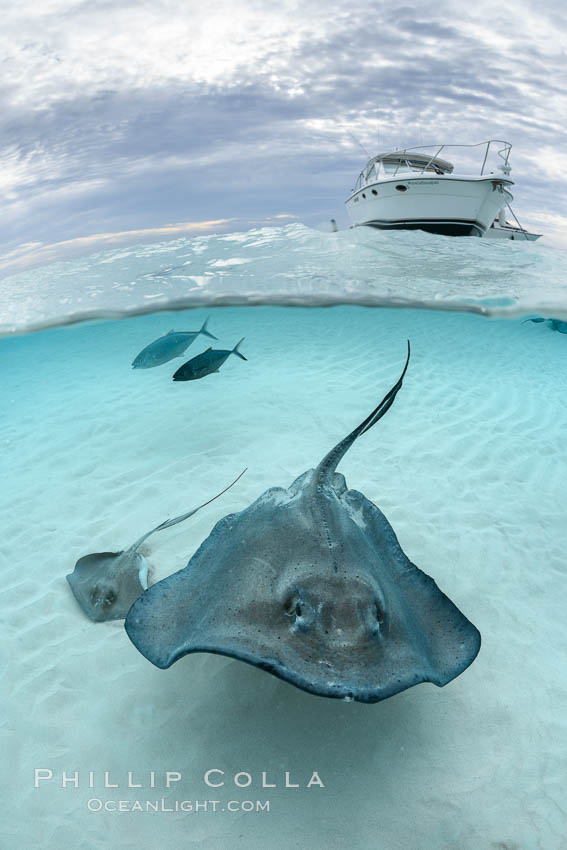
[3,227,567,849]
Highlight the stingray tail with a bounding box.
[199,317,218,340]
[314,341,411,484]
[125,469,247,554]
[232,338,247,361]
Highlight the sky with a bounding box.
[0,0,566,275]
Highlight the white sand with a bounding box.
[3,305,567,849]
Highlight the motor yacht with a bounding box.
[345,140,540,240]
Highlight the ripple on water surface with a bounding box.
[1,223,567,334]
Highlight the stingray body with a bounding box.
[172,338,247,382]
[126,344,480,702]
[67,472,245,622]
[132,318,217,368]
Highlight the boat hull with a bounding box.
[346,176,514,237]
[361,218,483,237]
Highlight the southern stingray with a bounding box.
[523,317,567,334]
[67,471,245,622]
[132,318,217,368]
[126,343,480,702]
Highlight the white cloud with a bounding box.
[0,1,339,106]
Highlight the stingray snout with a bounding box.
[90,581,117,612]
[282,577,387,646]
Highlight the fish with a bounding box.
[67,471,246,622]
[172,339,247,382]
[132,318,217,368]
[125,343,481,703]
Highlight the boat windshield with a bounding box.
[380,158,448,175]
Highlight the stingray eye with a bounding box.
[284,595,303,618]
[375,603,384,624]
[104,590,116,607]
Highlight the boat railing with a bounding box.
[353,140,512,191]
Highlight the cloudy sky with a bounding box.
[0,0,566,274]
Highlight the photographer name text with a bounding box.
[34,768,325,790]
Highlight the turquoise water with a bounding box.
[3,228,567,849]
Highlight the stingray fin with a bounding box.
[138,562,149,590]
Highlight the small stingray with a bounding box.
[523,317,567,334]
[126,343,480,703]
[67,471,245,622]
[132,318,217,368]
[172,338,247,382]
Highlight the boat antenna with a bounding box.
[342,126,371,158]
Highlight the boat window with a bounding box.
[382,162,403,174]
[395,185,408,192]
[407,160,442,173]
[372,189,377,195]
[380,157,449,175]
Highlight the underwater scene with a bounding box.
[3,226,567,849]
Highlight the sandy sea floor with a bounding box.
[2,304,567,849]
